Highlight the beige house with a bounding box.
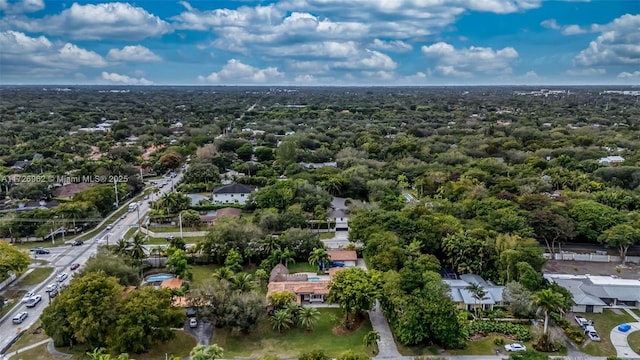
[328,250,357,267]
[267,264,345,305]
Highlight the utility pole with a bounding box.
[179,212,183,239]
[113,177,119,208]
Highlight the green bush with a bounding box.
[494,337,506,346]
[468,321,532,341]
[299,350,330,360]
[564,326,586,344]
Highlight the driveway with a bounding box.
[183,320,213,346]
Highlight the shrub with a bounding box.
[468,321,532,341]
[494,337,506,346]
[299,350,330,360]
[337,350,370,360]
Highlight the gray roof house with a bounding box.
[211,183,257,205]
[443,274,504,311]
[544,274,640,313]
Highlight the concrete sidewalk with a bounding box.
[609,317,640,359]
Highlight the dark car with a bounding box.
[70,263,80,270]
[34,248,50,255]
[71,240,83,246]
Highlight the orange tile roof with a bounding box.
[266,280,330,298]
[327,250,357,261]
[161,278,184,289]
[328,267,346,278]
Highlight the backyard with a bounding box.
[212,308,374,358]
[576,309,636,356]
[8,331,196,360]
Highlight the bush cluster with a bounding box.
[549,312,585,344]
[468,321,532,341]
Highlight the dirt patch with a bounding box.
[332,315,365,336]
[53,182,95,198]
[543,260,640,279]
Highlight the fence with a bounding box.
[544,252,640,264]
[0,273,17,292]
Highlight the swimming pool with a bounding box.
[145,273,174,282]
[308,277,321,281]
[404,193,415,202]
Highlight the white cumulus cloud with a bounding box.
[107,45,161,62]
[0,0,44,14]
[370,39,412,52]
[618,71,640,79]
[6,2,171,40]
[421,42,519,76]
[101,72,154,85]
[198,59,284,84]
[573,14,640,67]
[0,30,106,78]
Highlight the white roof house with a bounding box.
[598,156,625,165]
[544,274,640,313]
[443,274,504,310]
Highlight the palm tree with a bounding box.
[271,309,294,334]
[213,267,235,282]
[189,344,224,360]
[363,330,381,354]
[128,233,148,264]
[298,306,320,332]
[150,246,164,261]
[113,238,130,256]
[308,247,331,273]
[231,272,255,292]
[466,283,487,318]
[86,348,132,360]
[261,235,281,256]
[280,248,296,267]
[533,288,565,335]
[285,302,301,325]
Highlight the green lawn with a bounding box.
[190,264,221,286]
[10,240,61,250]
[11,331,196,360]
[7,320,49,353]
[628,330,640,355]
[319,232,334,240]
[0,289,27,319]
[213,308,374,358]
[581,309,635,356]
[149,226,206,233]
[288,262,317,273]
[632,309,640,318]
[15,267,54,286]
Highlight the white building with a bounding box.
[443,274,504,311]
[211,183,256,205]
[327,250,357,267]
[598,156,625,165]
[328,197,349,231]
[544,274,640,313]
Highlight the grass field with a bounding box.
[15,268,54,286]
[628,330,640,355]
[632,309,640,318]
[288,262,317,273]
[319,232,334,240]
[10,331,196,360]
[213,308,374,358]
[0,289,27,319]
[190,264,221,286]
[6,320,48,353]
[581,309,635,356]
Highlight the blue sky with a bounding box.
[0,0,638,85]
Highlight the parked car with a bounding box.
[189,318,198,328]
[45,283,58,292]
[505,343,527,352]
[584,326,601,341]
[70,263,80,270]
[12,312,28,324]
[575,315,593,328]
[49,288,59,298]
[25,295,42,308]
[57,273,69,282]
[21,291,36,303]
[71,240,83,246]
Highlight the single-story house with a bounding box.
[10,160,30,172]
[161,278,184,290]
[544,274,640,313]
[200,207,242,226]
[267,264,344,305]
[598,156,625,165]
[329,197,349,230]
[211,183,257,205]
[328,250,357,267]
[443,274,504,311]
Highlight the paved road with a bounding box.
[0,171,184,355]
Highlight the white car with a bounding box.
[25,295,42,308]
[21,291,36,303]
[12,312,28,324]
[57,273,69,282]
[45,283,58,292]
[189,318,198,328]
[505,343,527,352]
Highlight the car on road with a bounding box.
[144,195,149,200]
[189,318,198,328]
[12,312,28,324]
[31,248,50,255]
[21,291,36,303]
[45,283,58,292]
[70,263,80,270]
[71,240,83,246]
[25,295,42,308]
[57,273,69,282]
[106,224,113,230]
[505,343,526,352]
[120,214,127,220]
